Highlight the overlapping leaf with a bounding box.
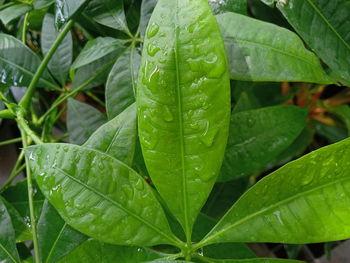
[0,4,32,26]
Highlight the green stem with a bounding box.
[86,91,105,107]
[20,130,41,263]
[22,12,29,43]
[19,20,74,111]
[17,112,43,145]
[0,2,15,11]
[0,109,16,119]
[0,137,22,147]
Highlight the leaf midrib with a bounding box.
[203,173,350,245]
[45,223,67,263]
[53,167,176,245]
[0,242,18,263]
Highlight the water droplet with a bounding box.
[122,185,134,199]
[135,178,144,191]
[301,173,314,185]
[162,106,174,122]
[260,0,275,6]
[147,43,160,57]
[24,216,31,228]
[247,118,255,128]
[147,23,159,38]
[273,211,284,225]
[98,162,105,171]
[63,146,69,152]
[200,121,219,147]
[75,203,85,210]
[29,152,36,161]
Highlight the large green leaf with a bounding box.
[38,201,87,263]
[0,34,57,91]
[199,259,303,263]
[219,106,307,181]
[106,47,140,119]
[84,103,137,166]
[34,0,55,9]
[137,0,231,235]
[84,0,129,33]
[271,0,350,82]
[67,99,106,145]
[0,4,32,26]
[217,12,333,83]
[200,137,350,246]
[0,198,21,263]
[41,13,73,85]
[71,37,124,70]
[26,144,178,246]
[57,239,166,263]
[209,0,247,14]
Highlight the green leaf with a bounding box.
[41,13,73,85]
[0,198,21,263]
[67,99,106,145]
[71,37,124,70]
[1,198,31,242]
[219,106,307,181]
[0,4,32,26]
[217,12,333,83]
[326,104,350,136]
[34,0,55,9]
[57,239,166,263]
[71,52,117,90]
[201,137,350,246]
[200,259,304,263]
[55,0,88,27]
[85,0,129,33]
[38,200,87,263]
[137,0,231,235]
[106,47,140,119]
[209,0,247,15]
[84,103,137,166]
[139,0,157,38]
[2,179,45,229]
[272,0,350,82]
[26,143,178,246]
[0,34,57,91]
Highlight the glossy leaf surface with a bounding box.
[85,0,129,33]
[54,0,88,27]
[84,103,137,166]
[57,239,165,263]
[41,13,73,85]
[209,0,247,14]
[34,0,55,9]
[137,0,231,234]
[0,198,20,263]
[139,0,157,38]
[38,201,87,263]
[201,259,303,263]
[274,0,350,82]
[106,48,140,119]
[219,106,307,181]
[26,144,177,246]
[67,99,106,145]
[202,137,350,245]
[0,4,32,26]
[217,12,333,83]
[71,37,124,70]
[0,34,57,90]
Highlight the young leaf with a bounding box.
[41,13,73,85]
[84,103,137,166]
[0,4,32,26]
[272,0,350,82]
[38,200,87,263]
[217,12,333,83]
[219,106,307,181]
[26,144,179,246]
[139,0,157,38]
[137,0,231,236]
[71,37,125,70]
[200,137,350,246]
[57,239,166,263]
[106,47,141,119]
[0,198,21,263]
[209,0,247,15]
[0,34,57,90]
[84,0,129,33]
[67,99,106,145]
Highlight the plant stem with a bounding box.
[0,109,16,119]
[20,130,41,263]
[0,151,25,192]
[17,111,43,145]
[22,12,29,44]
[0,137,22,147]
[19,20,74,111]
[86,91,105,107]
